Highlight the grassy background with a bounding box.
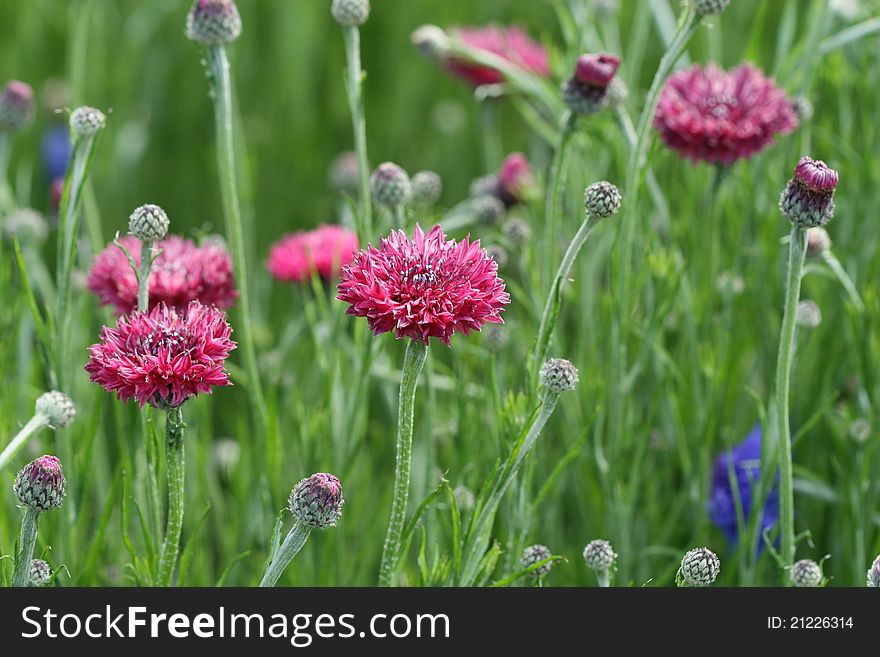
[1,0,879,586]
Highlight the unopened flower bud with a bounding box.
[288,472,344,528]
[791,559,823,587]
[867,555,880,587]
[540,358,579,394]
[35,391,76,429]
[497,153,534,207]
[693,0,731,16]
[411,170,443,206]
[331,0,370,27]
[792,96,814,122]
[482,323,508,352]
[371,162,412,207]
[328,151,361,194]
[471,195,506,224]
[584,181,622,218]
[806,227,831,256]
[521,544,553,578]
[469,174,498,199]
[501,216,531,245]
[13,456,67,512]
[486,244,508,268]
[186,0,242,45]
[29,559,51,587]
[678,547,720,587]
[3,208,48,244]
[583,539,615,572]
[411,24,450,59]
[779,156,839,227]
[69,106,106,137]
[575,53,620,87]
[796,300,822,329]
[849,418,870,444]
[0,80,34,133]
[128,204,170,242]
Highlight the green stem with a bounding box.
[157,406,185,586]
[391,204,405,231]
[775,226,807,574]
[379,339,428,587]
[12,507,40,587]
[609,6,699,471]
[459,392,560,585]
[822,250,864,312]
[259,521,312,587]
[0,133,12,215]
[0,414,48,473]
[530,214,601,383]
[341,24,372,243]
[596,569,610,588]
[55,131,101,392]
[137,240,152,313]
[543,112,576,277]
[207,45,271,444]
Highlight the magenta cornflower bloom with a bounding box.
[267,225,358,283]
[337,225,509,346]
[497,152,535,207]
[445,26,549,87]
[87,235,237,315]
[85,301,236,409]
[654,63,798,165]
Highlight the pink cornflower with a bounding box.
[337,225,509,346]
[85,301,236,409]
[445,26,549,87]
[87,235,237,315]
[654,63,798,165]
[267,225,358,283]
[496,152,535,207]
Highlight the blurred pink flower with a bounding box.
[87,235,237,315]
[496,152,535,206]
[267,225,358,283]
[337,225,509,346]
[654,63,798,165]
[445,26,549,87]
[85,301,236,409]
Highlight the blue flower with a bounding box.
[41,124,71,181]
[707,425,779,545]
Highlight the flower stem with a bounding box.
[530,214,601,383]
[0,414,48,473]
[206,45,273,460]
[379,339,428,587]
[137,240,153,313]
[391,204,405,231]
[822,250,864,312]
[775,225,807,574]
[157,406,185,586]
[543,112,576,277]
[610,5,699,464]
[596,569,610,588]
[0,133,12,215]
[12,507,40,587]
[259,521,312,587]
[341,24,373,243]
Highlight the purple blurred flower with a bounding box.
[708,425,779,546]
[41,124,72,181]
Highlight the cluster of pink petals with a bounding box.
[793,156,839,192]
[575,53,620,87]
[267,225,359,283]
[654,63,798,165]
[85,301,236,408]
[337,225,509,346]
[87,235,237,315]
[445,26,549,87]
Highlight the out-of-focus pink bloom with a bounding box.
[50,177,64,211]
[496,152,534,206]
[654,63,798,165]
[267,225,358,283]
[337,225,509,346]
[87,235,237,315]
[575,53,620,87]
[85,301,236,409]
[445,26,549,87]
